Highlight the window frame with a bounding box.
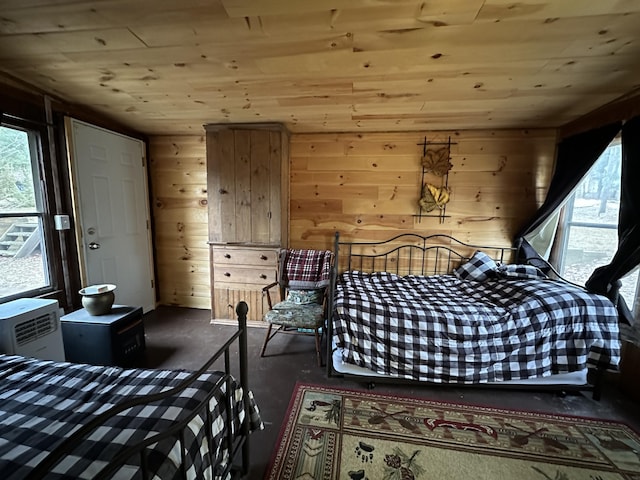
[556,195,619,274]
[0,118,57,303]
[553,139,639,315]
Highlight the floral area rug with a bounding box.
[264,383,640,480]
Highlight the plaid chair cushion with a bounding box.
[454,250,497,282]
[283,250,332,289]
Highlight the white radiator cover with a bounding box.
[0,298,66,361]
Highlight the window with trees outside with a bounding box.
[556,139,639,315]
[0,124,51,302]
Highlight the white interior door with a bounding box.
[67,118,155,312]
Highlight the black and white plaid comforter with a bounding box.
[334,271,620,383]
[0,355,263,479]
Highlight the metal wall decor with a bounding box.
[415,136,455,223]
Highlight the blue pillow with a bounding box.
[454,251,497,282]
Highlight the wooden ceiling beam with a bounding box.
[559,88,640,138]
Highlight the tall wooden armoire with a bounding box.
[205,123,289,322]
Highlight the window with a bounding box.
[0,124,52,301]
[556,139,639,313]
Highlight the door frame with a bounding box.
[64,117,156,311]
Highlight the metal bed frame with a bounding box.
[326,232,605,399]
[27,302,253,480]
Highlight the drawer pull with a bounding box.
[260,274,267,279]
[224,253,231,259]
[260,255,268,260]
[224,272,231,277]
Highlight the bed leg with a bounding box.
[236,302,250,475]
[591,368,603,401]
[367,381,376,390]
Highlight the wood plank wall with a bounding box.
[149,128,556,309]
[149,135,210,309]
[289,130,557,251]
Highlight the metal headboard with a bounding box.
[334,232,516,276]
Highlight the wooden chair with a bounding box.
[260,249,333,367]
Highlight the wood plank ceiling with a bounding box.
[1,0,639,135]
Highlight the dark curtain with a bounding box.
[586,115,640,324]
[516,121,622,241]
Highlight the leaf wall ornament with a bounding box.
[421,147,453,176]
[418,183,450,212]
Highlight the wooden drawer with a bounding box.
[212,247,279,266]
[210,244,280,321]
[213,265,276,286]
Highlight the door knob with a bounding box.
[88,242,101,250]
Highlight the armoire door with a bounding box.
[206,124,288,245]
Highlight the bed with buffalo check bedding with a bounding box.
[0,355,262,479]
[331,247,621,385]
[0,309,262,480]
